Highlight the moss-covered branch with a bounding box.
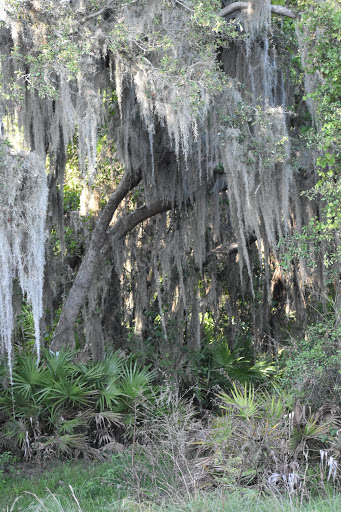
[219,2,296,19]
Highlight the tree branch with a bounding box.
[107,200,172,241]
[51,172,255,352]
[80,2,114,24]
[219,2,296,20]
[106,175,228,243]
[270,5,297,19]
[51,169,142,351]
[220,1,248,17]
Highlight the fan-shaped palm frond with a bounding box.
[43,349,78,382]
[218,383,263,421]
[12,352,45,400]
[75,361,106,385]
[37,377,97,412]
[102,351,125,379]
[56,417,88,435]
[120,361,157,396]
[97,380,122,411]
[3,418,31,457]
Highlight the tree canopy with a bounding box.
[0,0,340,378]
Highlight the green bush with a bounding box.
[0,349,156,460]
[198,383,340,492]
[280,320,341,407]
[193,338,278,406]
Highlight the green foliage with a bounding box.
[218,383,263,421]
[1,456,341,511]
[0,389,340,507]
[13,303,36,348]
[3,0,235,113]
[280,320,341,406]
[196,336,277,399]
[297,0,341,146]
[200,383,340,491]
[0,349,156,460]
[281,0,341,283]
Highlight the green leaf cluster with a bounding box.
[0,349,156,459]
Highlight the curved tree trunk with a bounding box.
[51,169,142,351]
[51,175,232,353]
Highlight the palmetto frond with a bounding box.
[56,416,88,435]
[3,418,31,457]
[37,377,97,412]
[218,383,263,421]
[97,380,122,411]
[119,360,157,400]
[102,351,125,379]
[12,352,45,400]
[43,349,78,382]
[85,410,123,428]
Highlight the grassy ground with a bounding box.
[1,455,341,512]
[0,456,129,510]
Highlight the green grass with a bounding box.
[2,488,341,512]
[0,455,131,510]
[0,456,341,512]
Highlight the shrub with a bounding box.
[197,383,340,493]
[0,349,156,460]
[280,320,341,407]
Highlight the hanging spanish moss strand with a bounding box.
[0,143,48,374]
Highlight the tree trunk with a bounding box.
[51,169,142,351]
[51,176,228,352]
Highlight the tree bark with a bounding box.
[51,176,234,352]
[81,1,115,24]
[51,169,142,351]
[219,2,296,19]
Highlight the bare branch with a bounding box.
[219,2,296,20]
[107,175,228,241]
[270,5,297,19]
[81,2,114,24]
[174,0,194,13]
[108,200,172,241]
[220,1,248,18]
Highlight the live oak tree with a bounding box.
[0,1,338,369]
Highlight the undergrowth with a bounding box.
[0,350,340,510]
[0,458,341,512]
[0,349,156,460]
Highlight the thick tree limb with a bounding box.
[109,201,172,240]
[51,178,223,351]
[51,174,255,352]
[98,200,173,258]
[51,169,142,351]
[101,199,173,255]
[51,199,171,352]
[80,2,115,24]
[219,2,296,20]
[80,0,297,27]
[270,5,297,19]
[220,1,249,17]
